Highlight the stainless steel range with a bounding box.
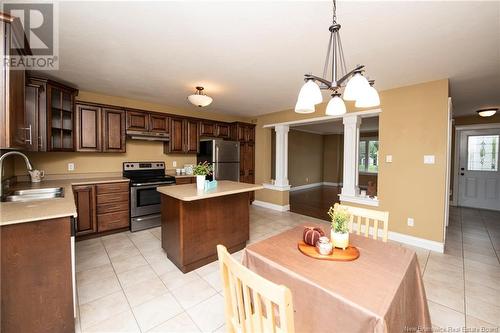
[123,162,176,232]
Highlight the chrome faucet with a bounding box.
[0,151,34,199]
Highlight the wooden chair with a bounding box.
[334,203,389,242]
[217,245,295,333]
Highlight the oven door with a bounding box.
[130,184,161,217]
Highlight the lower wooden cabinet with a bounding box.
[175,176,196,185]
[73,181,130,238]
[1,217,74,333]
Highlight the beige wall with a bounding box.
[255,79,449,243]
[14,90,251,176]
[288,130,324,187]
[322,134,343,183]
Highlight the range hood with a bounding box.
[126,130,170,142]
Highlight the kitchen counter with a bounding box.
[0,177,129,226]
[157,180,263,201]
[167,173,195,179]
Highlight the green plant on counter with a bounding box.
[193,161,213,176]
[327,206,350,234]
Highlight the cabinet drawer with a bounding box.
[97,192,129,205]
[96,182,129,195]
[96,201,129,214]
[175,177,195,185]
[98,211,129,232]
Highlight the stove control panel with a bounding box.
[123,162,165,171]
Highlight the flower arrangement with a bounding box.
[193,161,213,176]
[327,206,350,234]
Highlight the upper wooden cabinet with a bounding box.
[102,108,126,152]
[215,123,231,139]
[0,17,28,149]
[165,117,199,154]
[232,122,255,143]
[199,121,215,137]
[149,114,169,133]
[126,110,149,131]
[75,102,126,153]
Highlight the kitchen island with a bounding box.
[157,180,263,272]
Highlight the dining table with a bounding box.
[242,224,431,333]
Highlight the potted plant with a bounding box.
[193,161,213,190]
[327,206,350,250]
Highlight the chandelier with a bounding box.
[295,0,380,115]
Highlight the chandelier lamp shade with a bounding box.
[187,86,213,107]
[295,0,380,114]
[476,108,498,117]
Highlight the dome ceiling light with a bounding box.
[295,0,380,115]
[187,86,213,107]
[476,108,497,117]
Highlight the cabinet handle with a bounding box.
[23,125,32,144]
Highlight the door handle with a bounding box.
[23,124,32,144]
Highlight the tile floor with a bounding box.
[75,205,500,332]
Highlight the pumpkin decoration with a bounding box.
[303,227,325,246]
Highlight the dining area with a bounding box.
[217,203,431,333]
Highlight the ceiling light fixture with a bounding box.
[476,108,497,117]
[188,86,213,107]
[295,0,379,114]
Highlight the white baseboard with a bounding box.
[290,182,342,192]
[253,200,290,212]
[352,222,444,253]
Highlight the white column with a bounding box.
[341,115,361,197]
[274,124,290,188]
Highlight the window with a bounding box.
[467,135,499,171]
[359,139,378,173]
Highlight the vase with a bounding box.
[196,175,206,190]
[331,230,349,250]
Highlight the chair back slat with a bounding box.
[217,245,295,333]
[334,203,389,242]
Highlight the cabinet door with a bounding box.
[126,110,148,131]
[239,142,246,177]
[168,118,184,153]
[199,121,215,137]
[102,108,126,152]
[245,125,255,142]
[245,142,255,176]
[75,104,101,152]
[149,114,169,133]
[184,120,199,153]
[24,84,40,151]
[73,185,97,236]
[215,123,230,139]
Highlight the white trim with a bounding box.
[289,182,342,191]
[262,183,291,191]
[339,194,379,207]
[253,200,290,212]
[455,123,500,131]
[351,222,444,253]
[263,109,382,128]
[341,115,361,197]
[274,124,290,187]
[322,182,342,187]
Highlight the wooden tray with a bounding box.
[297,241,360,261]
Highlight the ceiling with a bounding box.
[292,116,379,135]
[45,1,500,117]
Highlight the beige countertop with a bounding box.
[157,180,263,201]
[0,177,129,227]
[167,173,195,179]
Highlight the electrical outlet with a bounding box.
[407,218,414,227]
[172,161,177,167]
[424,155,435,164]
[68,163,75,171]
[306,177,309,183]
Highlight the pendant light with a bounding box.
[355,81,380,108]
[295,0,379,114]
[476,108,497,117]
[187,87,213,107]
[325,92,346,115]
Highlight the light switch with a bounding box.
[68,163,75,171]
[424,155,435,164]
[172,161,177,167]
[385,155,393,163]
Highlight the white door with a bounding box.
[458,129,500,211]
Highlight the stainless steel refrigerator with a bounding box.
[198,140,240,181]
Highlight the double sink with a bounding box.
[2,187,65,202]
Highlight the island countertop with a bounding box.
[157,180,263,201]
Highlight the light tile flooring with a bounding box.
[75,205,500,332]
